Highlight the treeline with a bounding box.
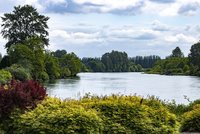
[148,45,200,76]
[0,5,81,82]
[82,50,143,72]
[81,51,162,72]
[130,55,161,68]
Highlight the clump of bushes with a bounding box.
[11,95,180,134]
[81,95,179,134]
[5,64,32,81]
[181,104,200,132]
[13,97,103,133]
[0,69,12,84]
[1,89,200,133]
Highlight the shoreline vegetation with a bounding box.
[0,5,200,133]
[0,80,200,133]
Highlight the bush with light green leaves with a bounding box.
[12,95,180,134]
[181,104,200,132]
[13,97,103,134]
[0,70,12,84]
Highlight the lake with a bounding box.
[46,72,200,104]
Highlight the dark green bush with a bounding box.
[5,64,31,81]
[181,104,200,132]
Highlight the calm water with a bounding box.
[46,73,200,104]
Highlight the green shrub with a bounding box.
[80,95,179,134]
[13,97,103,134]
[5,64,31,81]
[181,104,200,132]
[5,95,180,133]
[166,99,200,116]
[0,70,12,84]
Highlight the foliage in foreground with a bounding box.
[0,92,200,133]
[181,104,200,132]
[11,96,180,134]
[0,80,46,118]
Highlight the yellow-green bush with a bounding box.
[0,70,12,84]
[181,104,200,132]
[80,95,179,134]
[12,95,180,134]
[13,97,103,134]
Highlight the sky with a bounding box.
[0,0,200,58]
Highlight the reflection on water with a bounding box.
[45,72,200,104]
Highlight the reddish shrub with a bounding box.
[0,80,46,118]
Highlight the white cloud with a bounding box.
[106,27,160,41]
[159,3,179,16]
[165,33,197,43]
[50,29,103,44]
[152,20,170,31]
[142,0,200,16]
[73,0,142,11]
[50,30,71,39]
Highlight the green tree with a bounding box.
[60,53,81,76]
[149,57,189,75]
[170,47,184,58]
[45,52,60,79]
[131,55,161,68]
[1,5,49,50]
[188,42,200,75]
[189,42,200,68]
[82,58,105,72]
[8,44,34,65]
[8,37,47,81]
[101,50,129,72]
[53,50,67,58]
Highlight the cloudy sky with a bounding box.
[0,0,200,58]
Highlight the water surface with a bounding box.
[46,73,200,104]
